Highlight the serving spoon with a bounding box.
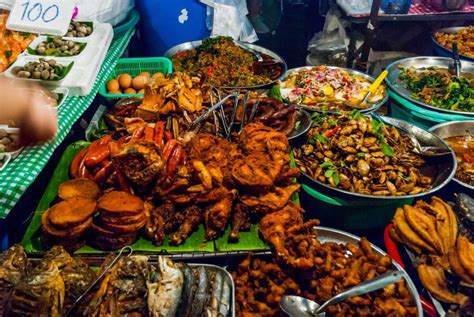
[280,270,404,317]
[371,113,452,158]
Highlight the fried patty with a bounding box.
[97,191,144,216]
[58,178,100,200]
[48,197,96,229]
[42,209,92,239]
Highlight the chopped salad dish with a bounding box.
[399,66,474,113]
[279,66,385,112]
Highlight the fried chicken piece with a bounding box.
[418,264,470,306]
[403,205,443,254]
[170,205,202,245]
[239,123,289,161]
[240,184,300,212]
[231,153,285,189]
[146,203,175,245]
[229,203,251,242]
[204,190,236,240]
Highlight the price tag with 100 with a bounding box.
[6,0,75,35]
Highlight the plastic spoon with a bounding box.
[280,271,404,317]
[356,70,388,108]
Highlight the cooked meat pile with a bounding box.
[233,236,417,316]
[294,112,433,196]
[148,122,301,245]
[0,246,232,317]
[390,197,474,309]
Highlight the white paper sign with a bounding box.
[6,0,75,35]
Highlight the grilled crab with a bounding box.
[0,245,30,314]
[69,121,185,193]
[85,255,150,316]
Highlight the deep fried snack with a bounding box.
[392,208,435,254]
[403,205,443,254]
[456,235,474,278]
[58,178,100,200]
[418,264,470,307]
[448,248,474,285]
[97,191,144,216]
[47,197,96,229]
[240,184,300,212]
[41,209,93,239]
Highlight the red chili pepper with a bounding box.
[464,154,472,163]
[207,65,213,77]
[69,148,88,178]
[325,127,339,138]
[167,146,183,177]
[175,51,189,58]
[154,121,165,149]
[163,140,177,162]
[84,145,110,167]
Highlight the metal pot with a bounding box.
[428,0,466,11]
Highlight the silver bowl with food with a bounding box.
[293,111,456,201]
[429,120,474,194]
[278,66,388,114]
[165,37,287,89]
[385,57,474,116]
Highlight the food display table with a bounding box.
[0,29,135,232]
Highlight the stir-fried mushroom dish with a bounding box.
[294,111,433,196]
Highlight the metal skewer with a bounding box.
[248,100,260,123]
[190,92,239,128]
[239,92,251,134]
[65,246,133,316]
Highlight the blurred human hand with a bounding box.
[0,78,58,146]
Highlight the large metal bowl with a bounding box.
[429,120,474,193]
[279,66,388,114]
[385,56,474,117]
[165,40,287,90]
[299,115,457,201]
[432,27,474,62]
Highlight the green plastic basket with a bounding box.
[99,57,173,102]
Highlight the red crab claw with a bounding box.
[70,148,89,178]
[154,121,165,149]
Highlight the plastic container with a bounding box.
[300,184,413,230]
[135,0,210,56]
[99,57,173,102]
[388,90,474,130]
[381,0,412,14]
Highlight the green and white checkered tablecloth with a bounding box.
[0,29,134,218]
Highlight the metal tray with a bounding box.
[278,66,389,114]
[298,115,457,201]
[432,27,474,62]
[164,40,287,89]
[315,226,423,317]
[385,56,474,117]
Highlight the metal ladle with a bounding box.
[280,270,404,317]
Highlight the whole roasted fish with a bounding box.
[147,256,184,317]
[0,245,30,314]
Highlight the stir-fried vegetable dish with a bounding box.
[445,135,474,186]
[293,111,433,196]
[172,36,282,87]
[399,66,474,113]
[280,66,385,111]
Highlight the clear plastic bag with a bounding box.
[201,0,258,43]
[75,0,135,26]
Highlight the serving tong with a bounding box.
[65,246,134,316]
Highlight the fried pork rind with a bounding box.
[448,247,474,285]
[403,205,444,254]
[233,238,417,316]
[456,235,474,279]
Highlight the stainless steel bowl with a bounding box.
[289,109,312,140]
[385,56,474,117]
[432,27,474,62]
[299,115,457,201]
[165,40,287,90]
[279,66,388,114]
[429,120,474,192]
